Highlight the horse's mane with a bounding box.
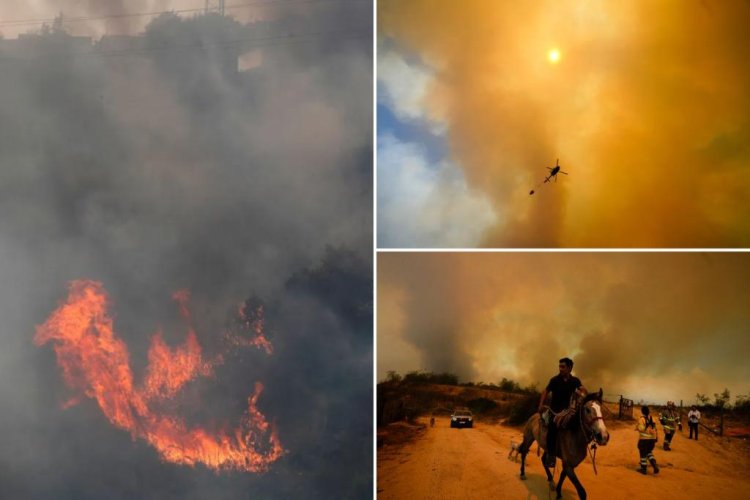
[581,388,603,406]
[554,387,604,431]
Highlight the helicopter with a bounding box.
[529,158,568,195]
[544,158,568,183]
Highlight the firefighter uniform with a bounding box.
[659,403,679,451]
[636,408,660,475]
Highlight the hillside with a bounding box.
[377,381,534,426]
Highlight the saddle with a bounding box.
[538,409,574,453]
[540,411,550,444]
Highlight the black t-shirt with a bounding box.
[546,374,582,412]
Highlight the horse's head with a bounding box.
[581,388,609,446]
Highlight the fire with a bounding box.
[35,280,285,472]
[224,302,274,355]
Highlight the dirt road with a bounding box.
[377,416,750,499]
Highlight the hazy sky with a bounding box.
[378,0,750,247]
[0,1,372,498]
[0,1,328,38]
[379,252,750,405]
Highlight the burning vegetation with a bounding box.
[34,280,284,473]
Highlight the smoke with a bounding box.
[86,0,148,34]
[379,0,750,247]
[1,1,172,37]
[0,1,372,498]
[379,253,750,403]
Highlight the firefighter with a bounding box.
[636,406,660,475]
[659,401,679,451]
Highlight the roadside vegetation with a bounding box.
[378,371,541,427]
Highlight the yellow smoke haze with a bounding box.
[378,252,750,404]
[379,0,750,247]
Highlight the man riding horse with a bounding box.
[538,357,582,468]
[519,359,610,499]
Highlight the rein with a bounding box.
[540,404,559,417]
[588,443,598,475]
[578,400,603,476]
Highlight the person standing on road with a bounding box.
[688,405,701,440]
[538,357,582,468]
[659,401,679,451]
[636,406,660,475]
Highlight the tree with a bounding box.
[734,393,750,414]
[385,371,401,384]
[523,383,538,394]
[52,12,65,34]
[499,377,522,393]
[402,370,459,385]
[713,388,731,409]
[695,393,710,406]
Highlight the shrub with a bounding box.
[467,397,497,414]
[508,391,541,425]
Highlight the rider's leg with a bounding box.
[546,421,557,467]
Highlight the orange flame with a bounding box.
[224,302,274,355]
[35,280,284,472]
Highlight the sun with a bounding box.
[548,48,560,64]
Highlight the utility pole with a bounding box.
[205,0,226,15]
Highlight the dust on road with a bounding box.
[377,416,750,499]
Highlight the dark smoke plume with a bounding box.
[0,2,372,498]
